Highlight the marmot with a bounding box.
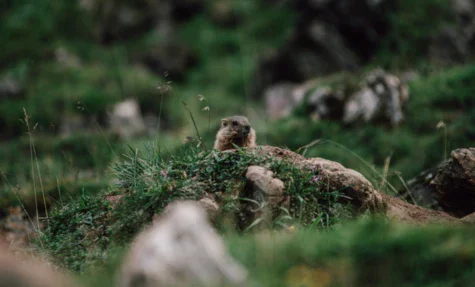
[214,116,256,151]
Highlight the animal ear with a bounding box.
[221,118,228,126]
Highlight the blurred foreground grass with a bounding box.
[81,219,475,287]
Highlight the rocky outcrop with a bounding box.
[343,69,409,126]
[264,69,409,126]
[403,165,441,209]
[430,148,475,218]
[239,166,289,227]
[119,201,247,287]
[249,146,461,224]
[401,148,475,218]
[251,146,385,212]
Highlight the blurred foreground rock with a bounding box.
[119,201,247,287]
[264,69,409,126]
[0,207,37,250]
[0,246,78,287]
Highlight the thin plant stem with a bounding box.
[181,100,207,151]
[23,108,40,231]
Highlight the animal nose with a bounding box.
[243,125,251,134]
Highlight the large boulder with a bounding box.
[250,146,385,212]
[251,146,460,225]
[343,69,409,126]
[264,69,409,126]
[119,201,247,287]
[430,148,475,218]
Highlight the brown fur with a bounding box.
[214,116,256,151]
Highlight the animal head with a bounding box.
[220,116,252,138]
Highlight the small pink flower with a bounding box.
[312,176,321,183]
[160,170,168,178]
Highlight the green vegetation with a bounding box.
[78,219,475,287]
[44,145,347,271]
[376,0,454,69]
[228,220,475,287]
[265,65,475,194]
[0,0,474,286]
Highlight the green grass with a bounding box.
[0,1,474,285]
[76,219,475,287]
[42,144,349,271]
[228,220,475,287]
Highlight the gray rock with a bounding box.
[264,83,305,120]
[430,148,475,218]
[109,98,146,139]
[0,77,24,100]
[55,47,81,68]
[307,86,345,120]
[119,201,247,287]
[343,69,409,126]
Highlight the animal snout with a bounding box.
[242,125,251,135]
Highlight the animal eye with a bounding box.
[223,122,228,127]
